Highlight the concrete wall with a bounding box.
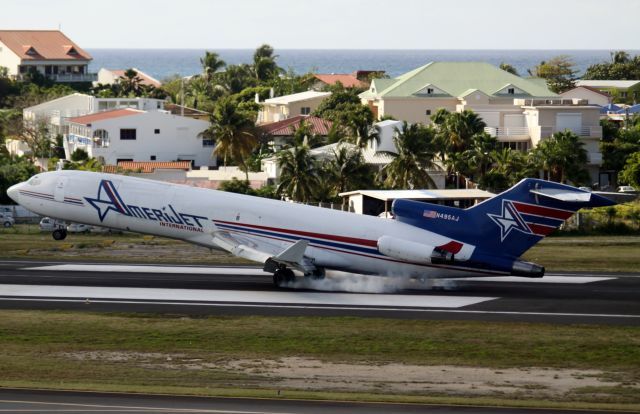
[377,98,457,124]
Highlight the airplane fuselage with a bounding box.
[9,170,494,279]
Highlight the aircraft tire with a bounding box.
[273,268,295,287]
[3,221,11,228]
[52,229,67,241]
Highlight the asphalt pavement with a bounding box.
[0,260,638,325]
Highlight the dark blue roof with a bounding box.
[615,104,640,114]
[600,103,621,114]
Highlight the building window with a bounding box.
[427,88,434,94]
[425,109,431,116]
[154,129,160,134]
[620,91,627,98]
[508,88,515,94]
[120,129,137,140]
[300,107,311,115]
[150,155,156,161]
[202,139,215,147]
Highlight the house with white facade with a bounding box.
[560,86,611,108]
[23,93,165,138]
[0,30,95,82]
[257,91,331,124]
[64,109,214,168]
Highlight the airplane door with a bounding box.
[53,177,68,202]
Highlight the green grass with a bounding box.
[1,311,640,409]
[523,236,640,272]
[1,311,639,374]
[1,225,639,272]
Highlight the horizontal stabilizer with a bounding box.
[529,186,616,208]
[275,239,309,263]
[530,188,591,202]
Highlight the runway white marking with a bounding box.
[24,265,617,284]
[0,284,495,309]
[25,264,270,276]
[1,297,638,320]
[454,275,615,284]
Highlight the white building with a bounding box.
[23,93,165,137]
[64,109,214,168]
[0,30,95,82]
[96,68,162,88]
[560,86,610,108]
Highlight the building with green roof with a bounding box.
[360,61,606,186]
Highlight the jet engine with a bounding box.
[377,235,454,265]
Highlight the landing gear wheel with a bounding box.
[273,268,296,287]
[3,222,11,228]
[52,229,67,240]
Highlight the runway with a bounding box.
[1,388,637,414]
[0,260,639,325]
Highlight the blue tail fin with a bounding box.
[392,179,616,259]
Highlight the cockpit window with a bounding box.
[28,176,41,186]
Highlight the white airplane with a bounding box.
[7,170,616,287]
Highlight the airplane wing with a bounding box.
[212,231,316,274]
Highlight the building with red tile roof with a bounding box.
[313,74,366,89]
[0,30,95,82]
[103,160,193,174]
[68,108,144,125]
[259,115,333,137]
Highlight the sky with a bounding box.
[1,0,639,50]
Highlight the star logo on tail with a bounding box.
[488,200,532,242]
[84,180,131,222]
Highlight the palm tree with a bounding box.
[462,132,498,182]
[199,97,258,181]
[380,122,440,189]
[118,69,144,97]
[200,51,226,83]
[441,110,487,153]
[530,130,589,184]
[253,44,280,82]
[329,146,374,201]
[276,145,318,202]
[611,51,630,64]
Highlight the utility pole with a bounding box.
[180,77,185,117]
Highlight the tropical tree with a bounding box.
[499,62,518,76]
[276,145,318,202]
[118,69,144,97]
[380,122,440,189]
[0,155,38,204]
[201,51,226,83]
[462,132,498,182]
[530,130,589,184]
[329,146,375,199]
[199,97,259,180]
[253,44,280,82]
[619,151,640,188]
[528,55,577,93]
[438,110,487,154]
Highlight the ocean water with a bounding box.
[86,49,640,82]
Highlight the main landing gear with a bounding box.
[273,267,295,287]
[52,229,67,240]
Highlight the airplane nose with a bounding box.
[7,183,21,203]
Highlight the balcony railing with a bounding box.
[46,73,97,82]
[538,126,603,138]
[484,127,530,139]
